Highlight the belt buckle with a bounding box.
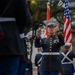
[49,52,53,55]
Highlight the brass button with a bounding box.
[49,52,53,55]
[50,38,52,40]
[50,44,52,47]
[50,49,52,51]
[50,47,52,48]
[50,43,52,45]
[50,42,52,44]
[50,41,52,42]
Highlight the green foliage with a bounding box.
[29,0,75,51]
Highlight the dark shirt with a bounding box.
[60,51,75,74]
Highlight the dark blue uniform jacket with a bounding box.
[35,34,64,71]
[0,0,30,56]
[60,52,75,74]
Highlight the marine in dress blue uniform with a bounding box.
[35,50,42,75]
[17,7,32,75]
[60,43,75,75]
[0,0,31,75]
[35,19,64,75]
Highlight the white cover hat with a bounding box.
[65,43,71,46]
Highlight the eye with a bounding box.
[53,25,56,28]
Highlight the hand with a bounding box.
[36,28,41,38]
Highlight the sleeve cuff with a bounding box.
[19,33,25,39]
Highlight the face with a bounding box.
[53,24,59,32]
[63,46,70,52]
[48,25,55,36]
[48,24,59,36]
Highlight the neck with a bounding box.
[48,34,55,38]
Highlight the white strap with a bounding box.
[62,62,72,64]
[37,57,42,65]
[19,33,25,39]
[42,52,59,55]
[0,17,16,22]
[61,52,72,63]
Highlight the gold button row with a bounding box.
[50,38,52,51]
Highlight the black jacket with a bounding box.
[35,53,42,75]
[35,53,42,67]
[35,34,64,71]
[0,0,29,55]
[17,7,32,62]
[60,51,75,74]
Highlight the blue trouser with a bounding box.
[40,71,59,75]
[17,62,26,75]
[0,55,20,75]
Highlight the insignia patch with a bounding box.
[53,39,59,43]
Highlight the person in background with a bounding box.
[34,19,64,75]
[0,0,31,75]
[60,43,75,75]
[34,48,42,75]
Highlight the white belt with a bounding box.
[62,62,73,64]
[42,52,59,55]
[0,17,16,22]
